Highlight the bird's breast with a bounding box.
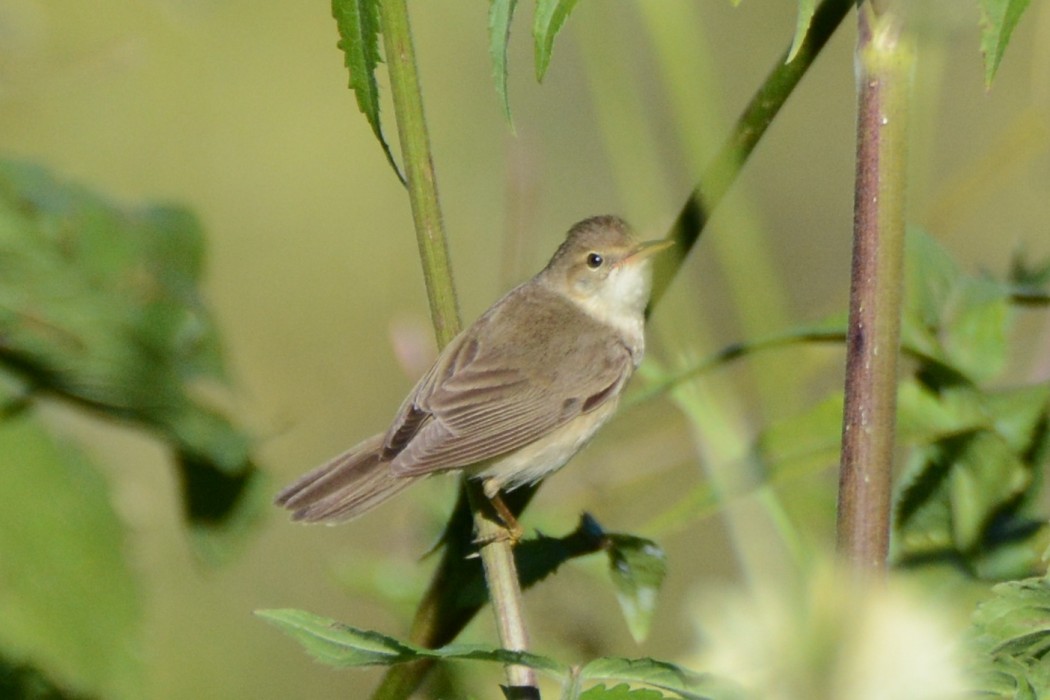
[470,398,620,493]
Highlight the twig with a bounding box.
[836,2,913,574]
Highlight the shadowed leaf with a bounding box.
[606,535,667,643]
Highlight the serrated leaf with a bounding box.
[256,609,419,667]
[257,608,565,672]
[489,0,520,124]
[331,0,405,184]
[979,0,1033,87]
[606,535,667,643]
[0,159,259,549]
[969,576,1050,697]
[578,684,670,700]
[0,412,142,699]
[580,657,734,700]
[534,0,580,82]
[786,0,816,63]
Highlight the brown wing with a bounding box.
[382,284,634,476]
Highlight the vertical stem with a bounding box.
[377,1,538,697]
[467,484,539,697]
[378,0,460,347]
[836,3,912,574]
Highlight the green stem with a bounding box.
[375,1,537,697]
[836,2,913,574]
[650,0,855,307]
[378,0,460,347]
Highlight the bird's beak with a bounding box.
[623,238,674,265]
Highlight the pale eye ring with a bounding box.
[586,253,603,269]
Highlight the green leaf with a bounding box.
[0,657,97,700]
[979,0,1033,87]
[0,159,260,549]
[893,381,1050,577]
[896,379,986,444]
[580,657,735,700]
[256,608,565,673]
[533,0,580,82]
[489,0,520,124]
[0,412,142,699]
[902,228,1014,382]
[606,535,667,643]
[578,684,670,700]
[256,609,424,667]
[756,392,844,480]
[786,0,816,63]
[949,430,1030,551]
[969,576,1050,696]
[331,0,405,184]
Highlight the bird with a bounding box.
[275,215,669,530]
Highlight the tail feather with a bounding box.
[275,434,422,522]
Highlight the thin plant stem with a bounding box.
[376,0,539,697]
[374,0,854,697]
[378,0,460,347]
[836,2,913,574]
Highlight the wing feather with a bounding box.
[382,284,636,477]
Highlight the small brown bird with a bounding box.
[276,216,669,525]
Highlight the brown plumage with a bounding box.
[276,216,667,523]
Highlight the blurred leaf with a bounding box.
[0,657,97,700]
[1010,249,1050,289]
[331,0,405,184]
[534,0,580,82]
[489,0,520,124]
[902,228,1014,383]
[893,381,1049,577]
[606,534,667,643]
[949,431,1029,551]
[579,657,737,700]
[755,391,843,479]
[0,159,260,548]
[576,684,670,700]
[256,608,564,672]
[787,0,816,62]
[978,0,1033,87]
[945,277,1011,382]
[0,412,141,699]
[896,379,986,443]
[969,576,1050,697]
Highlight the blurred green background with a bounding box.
[1,0,1048,698]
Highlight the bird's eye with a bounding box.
[586,253,604,269]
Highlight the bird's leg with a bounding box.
[475,479,524,545]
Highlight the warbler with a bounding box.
[276,215,669,525]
